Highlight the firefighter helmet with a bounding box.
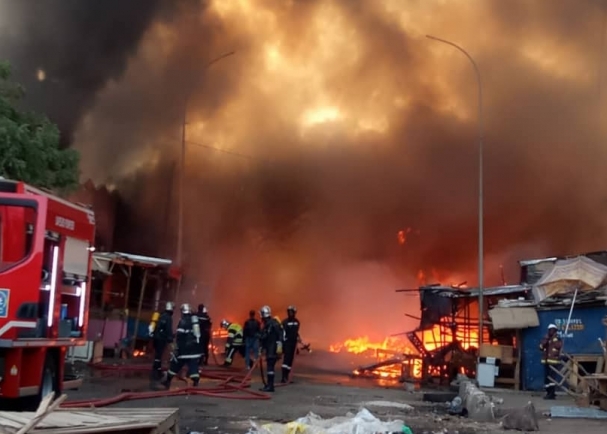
[181,303,192,314]
[548,324,558,330]
[165,301,175,312]
[220,319,230,329]
[287,305,296,313]
[260,305,271,318]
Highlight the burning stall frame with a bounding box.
[392,284,531,384]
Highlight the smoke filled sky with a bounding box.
[2,0,607,343]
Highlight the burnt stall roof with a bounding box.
[400,285,532,331]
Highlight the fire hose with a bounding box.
[65,337,309,407]
[62,358,269,408]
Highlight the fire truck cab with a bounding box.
[0,178,95,406]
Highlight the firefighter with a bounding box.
[243,309,261,370]
[259,305,283,392]
[149,301,174,380]
[281,305,301,383]
[221,319,245,367]
[162,303,202,389]
[539,323,563,400]
[196,303,212,366]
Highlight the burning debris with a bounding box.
[331,284,530,384]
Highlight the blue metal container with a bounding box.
[521,304,607,390]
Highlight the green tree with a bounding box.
[0,61,79,192]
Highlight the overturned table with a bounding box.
[0,407,180,434]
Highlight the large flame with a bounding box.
[330,322,480,380]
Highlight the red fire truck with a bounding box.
[0,178,95,406]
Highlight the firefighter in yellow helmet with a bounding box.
[148,301,174,381]
[221,319,245,366]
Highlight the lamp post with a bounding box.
[426,35,485,345]
[176,51,236,290]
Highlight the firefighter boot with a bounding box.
[281,367,289,383]
[260,374,275,392]
[161,374,174,390]
[192,377,200,387]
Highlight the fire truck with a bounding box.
[0,178,95,407]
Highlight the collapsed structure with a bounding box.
[355,251,607,404]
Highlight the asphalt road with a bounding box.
[64,351,606,434]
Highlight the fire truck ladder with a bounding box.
[406,331,429,359]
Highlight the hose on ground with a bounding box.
[77,339,302,406]
[64,358,268,408]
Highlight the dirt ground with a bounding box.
[64,352,606,434]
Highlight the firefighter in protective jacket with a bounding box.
[197,304,212,366]
[539,323,563,400]
[281,305,301,383]
[259,305,283,392]
[162,303,202,388]
[221,319,245,366]
[149,301,174,380]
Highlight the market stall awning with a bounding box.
[92,251,173,274]
[489,307,539,330]
[533,256,607,303]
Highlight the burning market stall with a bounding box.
[394,284,531,384]
[89,252,179,357]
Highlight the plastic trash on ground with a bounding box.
[248,408,410,434]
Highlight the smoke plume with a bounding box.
[5,0,607,344]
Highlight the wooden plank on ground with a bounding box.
[0,408,180,434]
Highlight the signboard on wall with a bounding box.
[553,317,585,339]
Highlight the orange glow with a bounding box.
[330,322,480,380]
[133,349,146,357]
[329,335,419,379]
[417,268,469,288]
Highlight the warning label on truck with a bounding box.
[0,289,9,318]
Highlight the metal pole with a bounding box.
[426,35,484,345]
[175,50,236,298]
[131,268,148,352]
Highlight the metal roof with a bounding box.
[93,251,172,268]
[419,284,531,298]
[518,257,558,266]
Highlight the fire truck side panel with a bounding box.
[0,195,47,342]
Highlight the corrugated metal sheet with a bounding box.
[419,285,530,298]
[489,307,539,330]
[550,406,607,419]
[521,304,607,390]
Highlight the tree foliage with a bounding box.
[0,61,79,191]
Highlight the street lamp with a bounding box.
[426,35,485,345]
[176,51,236,286]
